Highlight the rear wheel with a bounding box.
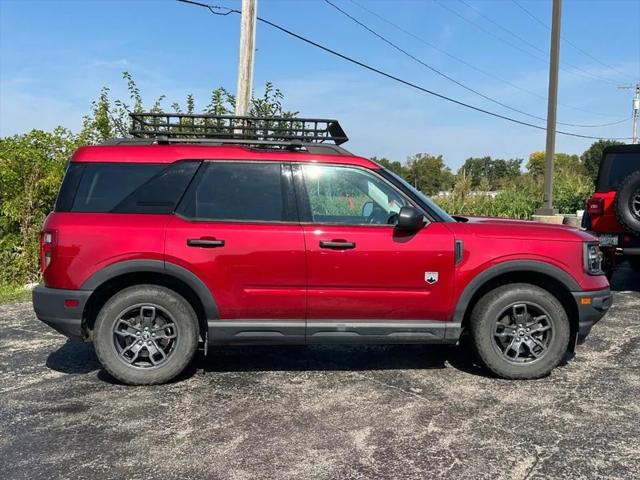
[94,285,199,385]
[470,284,570,379]
[629,257,640,272]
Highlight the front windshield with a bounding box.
[383,169,456,223]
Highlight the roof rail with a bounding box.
[128,113,349,147]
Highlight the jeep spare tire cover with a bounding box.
[615,170,640,235]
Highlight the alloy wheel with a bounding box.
[492,302,554,364]
[112,304,178,368]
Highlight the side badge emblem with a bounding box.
[425,272,439,285]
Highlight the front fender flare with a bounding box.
[453,260,581,324]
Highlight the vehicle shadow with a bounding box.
[46,339,101,374]
[174,343,488,383]
[45,339,488,384]
[610,262,640,292]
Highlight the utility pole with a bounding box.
[536,0,562,216]
[619,84,640,143]
[235,0,257,117]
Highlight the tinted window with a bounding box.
[70,163,163,212]
[112,161,200,214]
[598,152,640,191]
[178,162,285,221]
[301,164,410,225]
[55,163,85,211]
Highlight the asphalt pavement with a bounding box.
[1,266,639,479]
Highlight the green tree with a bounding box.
[581,139,625,184]
[372,157,404,177]
[0,128,79,284]
[458,156,522,189]
[458,156,492,188]
[405,153,454,195]
[527,151,584,177]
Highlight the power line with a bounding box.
[458,0,621,86]
[511,0,638,83]
[347,0,625,121]
[458,0,547,56]
[434,0,619,87]
[176,0,631,141]
[326,0,628,129]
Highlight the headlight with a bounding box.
[584,242,604,275]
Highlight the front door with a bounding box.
[165,161,306,343]
[295,163,455,342]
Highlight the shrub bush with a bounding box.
[434,172,592,219]
[0,128,78,285]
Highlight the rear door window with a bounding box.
[177,162,291,222]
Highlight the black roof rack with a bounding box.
[128,113,349,148]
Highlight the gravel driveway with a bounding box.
[1,267,639,480]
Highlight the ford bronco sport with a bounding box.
[33,114,611,385]
[584,144,640,276]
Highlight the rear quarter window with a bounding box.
[55,161,200,213]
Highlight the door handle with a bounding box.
[187,238,225,248]
[319,240,356,250]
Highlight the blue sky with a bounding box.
[1,0,639,170]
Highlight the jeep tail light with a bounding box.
[40,230,56,272]
[586,197,604,216]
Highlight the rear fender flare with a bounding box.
[81,259,219,319]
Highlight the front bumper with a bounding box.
[32,285,92,341]
[572,288,612,344]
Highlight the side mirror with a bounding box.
[395,206,424,231]
[362,201,373,218]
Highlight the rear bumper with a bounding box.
[572,288,612,344]
[590,231,640,256]
[32,285,92,341]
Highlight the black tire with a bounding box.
[629,257,640,273]
[94,285,199,385]
[614,170,640,235]
[469,284,570,380]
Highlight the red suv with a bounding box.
[584,144,640,276]
[33,114,611,384]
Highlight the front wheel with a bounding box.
[94,285,199,385]
[470,284,570,379]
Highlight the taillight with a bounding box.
[586,197,604,216]
[40,230,56,272]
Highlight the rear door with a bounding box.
[294,163,455,343]
[166,161,306,343]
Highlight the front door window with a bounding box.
[300,164,410,225]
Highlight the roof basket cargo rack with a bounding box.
[128,113,349,148]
